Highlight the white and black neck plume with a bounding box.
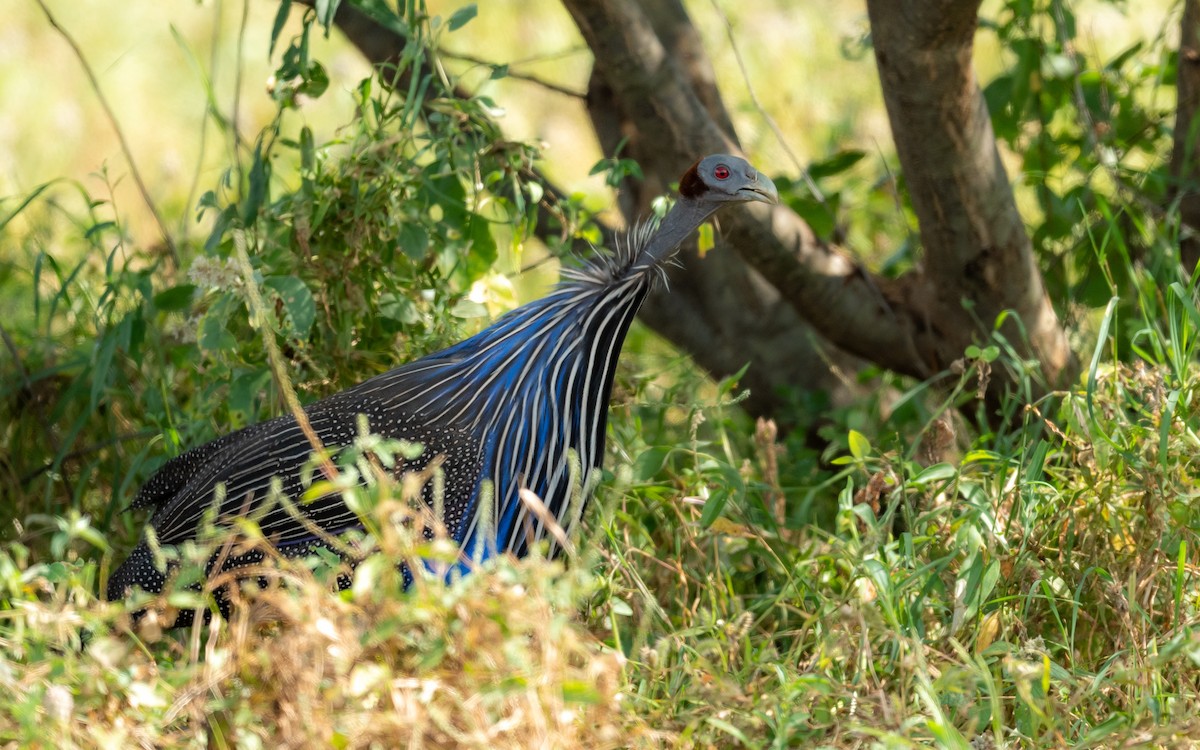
[564,154,778,289]
[438,153,779,556]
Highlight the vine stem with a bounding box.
[231,229,337,483]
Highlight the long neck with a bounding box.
[633,197,719,272]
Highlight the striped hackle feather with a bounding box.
[107,154,777,622]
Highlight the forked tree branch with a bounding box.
[302,0,863,421]
[306,0,1079,421]
[561,0,930,378]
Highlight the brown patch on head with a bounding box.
[677,160,705,199]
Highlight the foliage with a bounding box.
[3,0,1200,748]
[982,0,1187,330]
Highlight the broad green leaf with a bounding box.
[699,488,730,527]
[199,297,238,352]
[848,429,871,460]
[807,149,866,179]
[397,223,429,260]
[264,275,316,338]
[448,4,477,31]
[298,61,329,99]
[633,447,671,481]
[269,0,292,57]
[153,284,196,312]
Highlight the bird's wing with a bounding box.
[131,419,279,510]
[145,383,482,549]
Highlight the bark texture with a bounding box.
[308,0,1080,425]
[1173,0,1200,273]
[864,0,1076,397]
[316,0,862,424]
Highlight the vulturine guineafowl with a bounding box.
[107,155,778,625]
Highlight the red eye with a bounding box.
[713,164,731,180]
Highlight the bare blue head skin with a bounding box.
[678,153,779,205]
[638,154,779,268]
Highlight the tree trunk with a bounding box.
[581,0,864,423]
[1173,0,1200,274]
[317,0,863,425]
[865,0,1077,401]
[310,0,1080,425]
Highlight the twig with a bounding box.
[33,0,180,269]
[438,48,586,99]
[706,0,825,202]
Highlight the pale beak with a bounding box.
[740,172,779,204]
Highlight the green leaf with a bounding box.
[314,0,341,33]
[379,292,420,325]
[962,449,1000,464]
[205,205,237,252]
[848,429,871,460]
[561,680,601,704]
[269,0,292,58]
[228,369,272,427]
[699,488,730,527]
[153,284,196,312]
[264,275,316,338]
[705,717,753,746]
[199,296,238,352]
[633,447,671,481]
[299,126,315,173]
[85,221,116,240]
[0,180,56,233]
[787,195,836,240]
[397,223,429,260]
[242,141,270,225]
[298,61,329,99]
[463,215,498,279]
[807,149,866,179]
[696,222,715,257]
[912,462,957,485]
[447,4,477,31]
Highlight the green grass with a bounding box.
[3,330,1200,747]
[4,0,1200,747]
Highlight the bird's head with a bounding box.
[678,154,779,205]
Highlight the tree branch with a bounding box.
[561,0,930,379]
[581,0,865,421]
[307,0,864,421]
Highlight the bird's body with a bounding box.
[107,155,777,621]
